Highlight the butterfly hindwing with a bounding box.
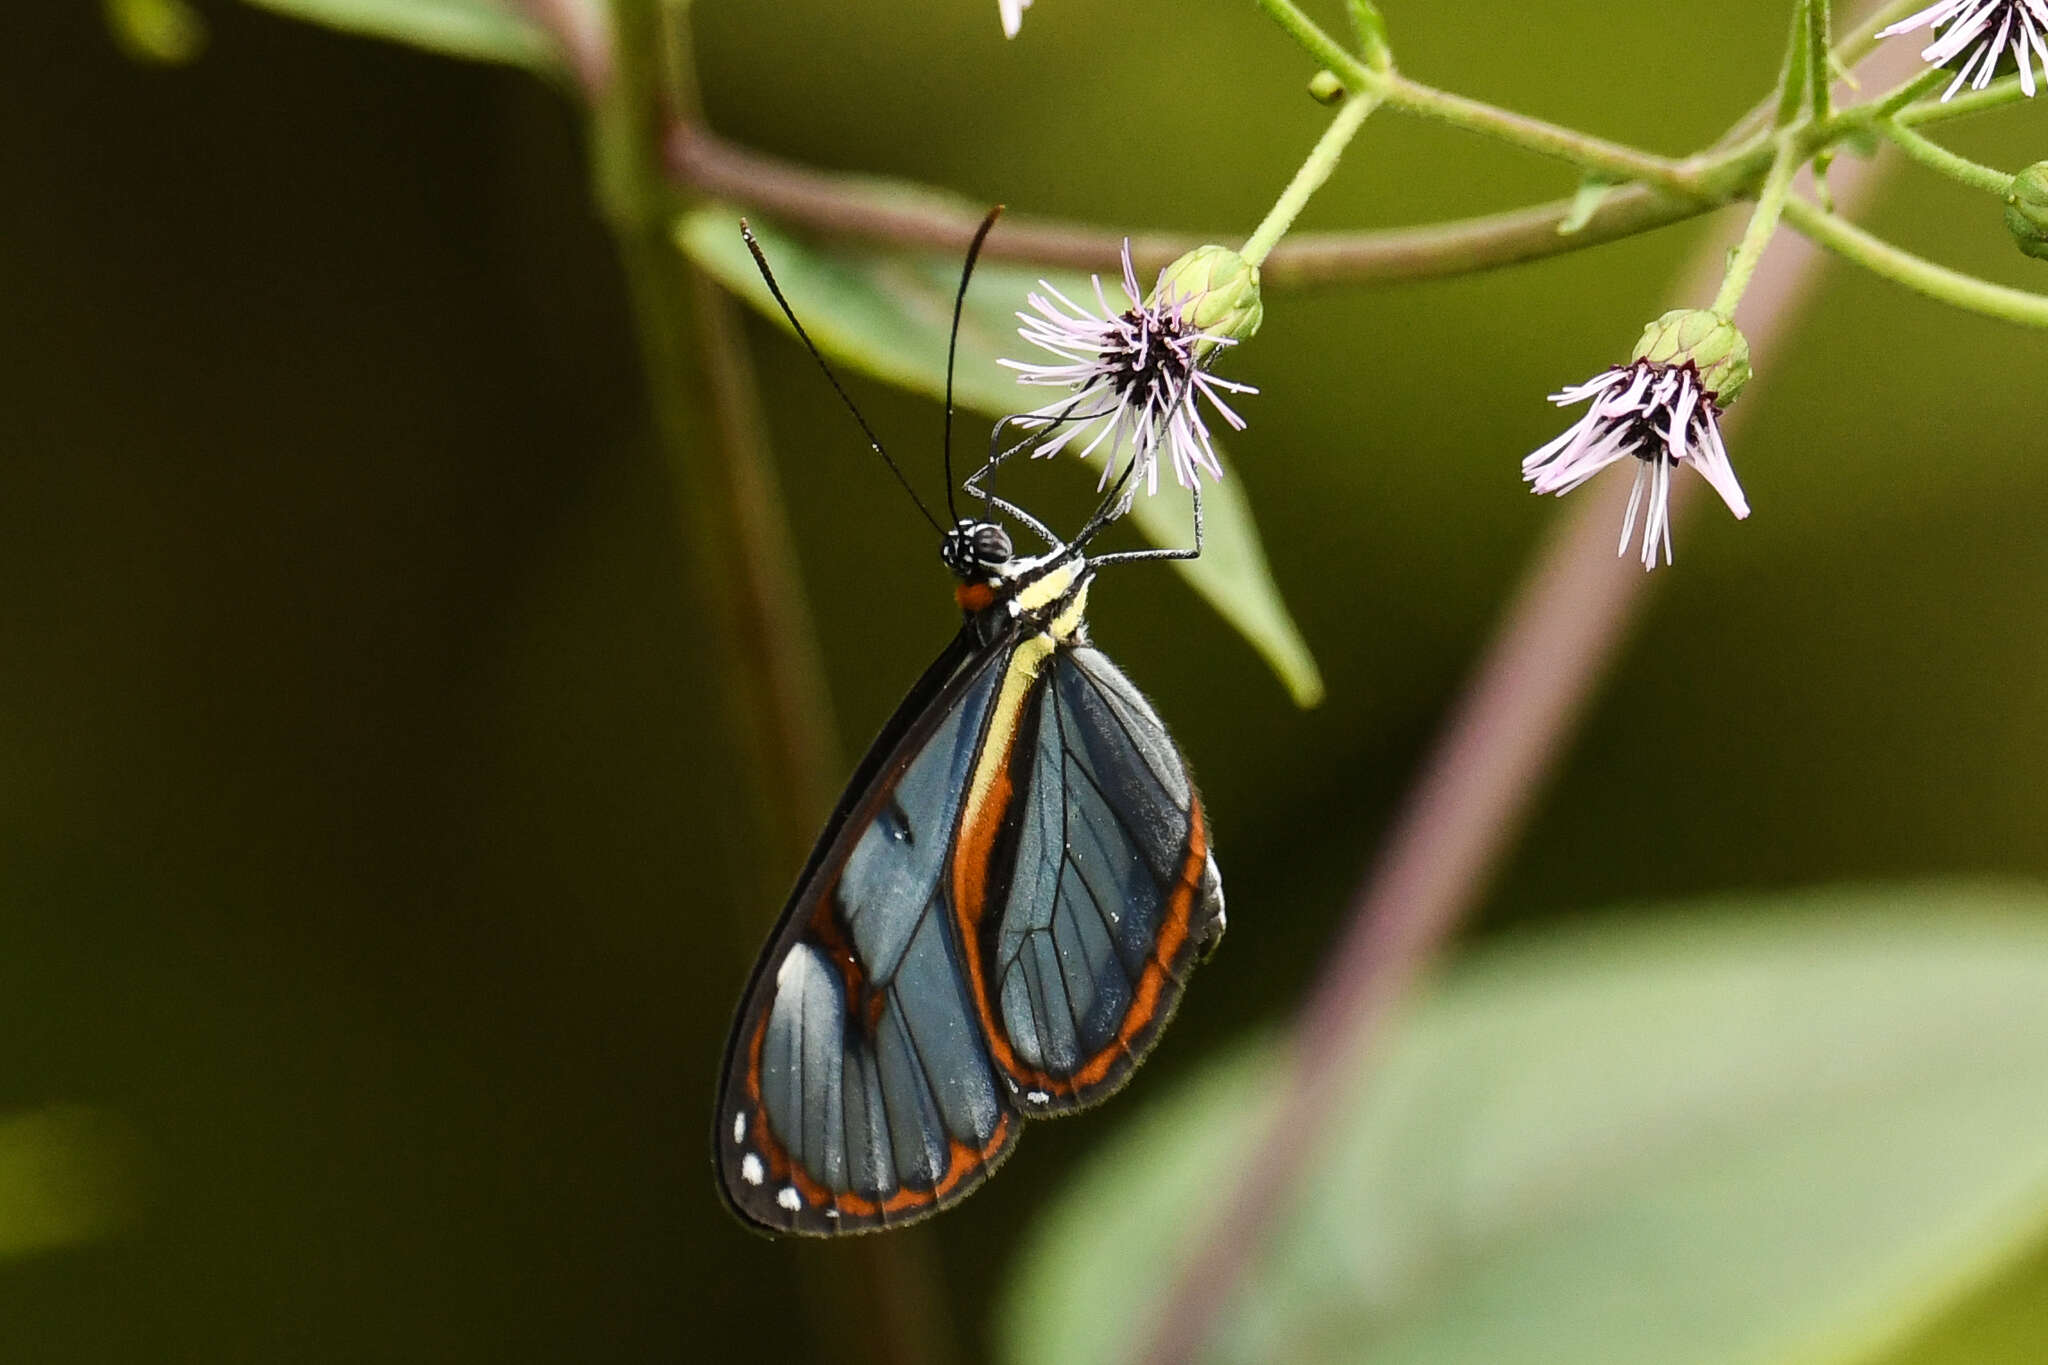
[953,639,1225,1114]
[718,631,1022,1235]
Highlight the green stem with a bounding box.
[1899,71,2038,124]
[1808,0,1834,124]
[1777,0,1813,129]
[1869,65,1948,120]
[1241,93,1377,267]
[1252,0,1697,195]
[657,6,2029,292]
[1782,195,2048,327]
[1713,136,1806,316]
[1878,119,2014,196]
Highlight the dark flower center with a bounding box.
[1109,307,1196,402]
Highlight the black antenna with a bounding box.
[943,206,1005,525]
[740,220,943,534]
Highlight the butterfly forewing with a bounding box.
[718,631,1022,1235]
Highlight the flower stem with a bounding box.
[1868,64,1948,120]
[1240,93,1377,268]
[1712,136,1806,316]
[1878,119,2016,195]
[1252,0,1698,195]
[1900,70,2036,123]
[1782,196,2048,327]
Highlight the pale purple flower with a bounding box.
[998,0,1033,38]
[1522,360,1750,570]
[1880,0,2048,100]
[1001,243,1255,507]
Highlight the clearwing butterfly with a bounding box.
[715,215,1225,1236]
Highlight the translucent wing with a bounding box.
[716,633,1021,1235]
[955,644,1225,1114]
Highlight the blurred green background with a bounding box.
[5,1,2048,1360]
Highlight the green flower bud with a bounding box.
[1307,70,1347,106]
[1630,308,1751,406]
[1151,245,1263,344]
[2005,162,2048,262]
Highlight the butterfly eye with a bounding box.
[942,520,1015,579]
[969,523,1014,570]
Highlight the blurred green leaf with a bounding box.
[104,0,208,64]
[677,209,1324,707]
[0,1105,143,1258]
[1876,1231,2048,1365]
[1002,889,2048,1365]
[240,0,561,75]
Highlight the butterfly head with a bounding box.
[941,519,1016,582]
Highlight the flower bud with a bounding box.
[1307,70,1347,105]
[2005,162,2048,262]
[1152,245,1263,344]
[1631,308,1751,405]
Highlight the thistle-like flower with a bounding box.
[1002,243,1259,507]
[998,0,1033,38]
[1879,0,2048,100]
[1522,310,1752,571]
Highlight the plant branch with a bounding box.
[1253,0,1702,194]
[1782,196,2048,327]
[508,0,612,97]
[1241,91,1379,267]
[664,119,1723,286]
[1714,136,1807,315]
[1876,119,2014,195]
[657,0,1988,291]
[1778,0,1815,129]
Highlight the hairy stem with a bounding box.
[665,117,1719,284]
[654,0,2004,292]
[1877,119,2015,195]
[1241,92,1378,267]
[1253,0,1700,194]
[1783,196,2048,327]
[1714,136,1807,316]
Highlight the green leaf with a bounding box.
[1875,1232,2048,1365]
[239,0,561,76]
[1559,176,1617,236]
[0,1105,142,1258]
[1001,888,2048,1365]
[105,0,208,65]
[676,208,1323,707]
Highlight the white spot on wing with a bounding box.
[1026,1090,1050,1106]
[776,1186,803,1212]
[741,1153,764,1186]
[732,1112,746,1144]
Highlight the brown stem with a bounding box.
[508,0,613,97]
[663,120,1717,286]
[1129,32,1919,1365]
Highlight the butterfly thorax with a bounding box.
[943,519,1093,648]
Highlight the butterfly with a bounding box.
[715,214,1225,1235]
